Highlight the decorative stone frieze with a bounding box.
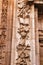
[16,0,31,65]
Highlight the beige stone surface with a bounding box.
[0,0,43,65]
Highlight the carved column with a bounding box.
[11,0,37,65]
[16,0,31,65]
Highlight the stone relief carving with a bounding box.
[0,0,8,65]
[16,0,31,65]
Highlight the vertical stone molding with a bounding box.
[16,0,31,65]
[0,0,13,65]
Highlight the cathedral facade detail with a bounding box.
[0,0,43,65]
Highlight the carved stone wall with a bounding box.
[11,0,38,65]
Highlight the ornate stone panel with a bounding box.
[16,0,31,65]
[0,0,13,65]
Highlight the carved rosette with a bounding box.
[16,0,31,65]
[0,0,8,65]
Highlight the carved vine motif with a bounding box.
[16,0,31,65]
[0,0,8,64]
